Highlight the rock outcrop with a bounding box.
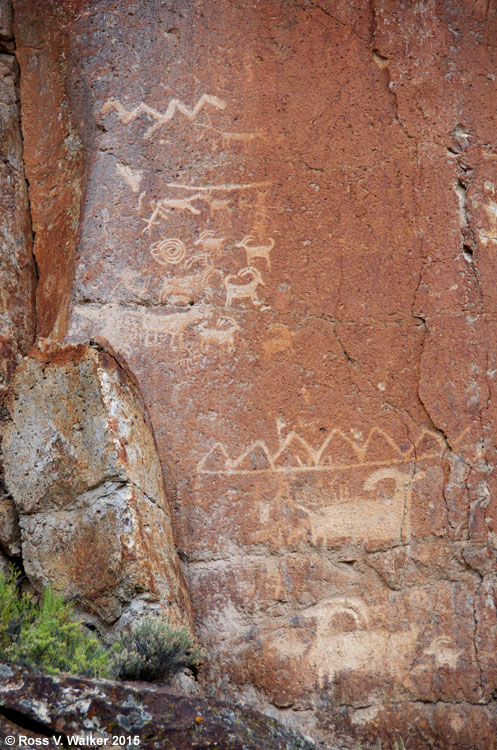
[0,663,316,750]
[0,0,35,568]
[3,0,497,747]
[0,0,34,397]
[2,341,192,631]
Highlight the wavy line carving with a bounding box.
[101,94,227,139]
[197,425,470,474]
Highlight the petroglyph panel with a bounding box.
[19,0,497,746]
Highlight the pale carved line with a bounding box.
[101,94,227,139]
[196,426,471,475]
[166,181,272,192]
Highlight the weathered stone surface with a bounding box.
[12,0,497,747]
[0,4,35,399]
[0,0,12,47]
[0,549,8,575]
[3,342,192,630]
[0,497,20,557]
[0,663,317,750]
[0,0,35,579]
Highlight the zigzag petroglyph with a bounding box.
[197,425,469,475]
[101,94,226,139]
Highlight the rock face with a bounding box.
[0,0,34,397]
[0,663,316,750]
[2,342,192,630]
[0,0,35,566]
[9,0,497,747]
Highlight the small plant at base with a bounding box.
[0,566,110,678]
[111,618,204,683]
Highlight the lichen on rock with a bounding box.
[2,341,193,632]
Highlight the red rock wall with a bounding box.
[0,0,35,569]
[0,0,35,396]
[13,0,497,747]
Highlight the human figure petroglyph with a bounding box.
[101,94,226,139]
[235,235,274,269]
[224,266,265,307]
[197,316,241,353]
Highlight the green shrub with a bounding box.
[0,566,35,651]
[0,567,203,684]
[111,618,204,683]
[0,566,110,677]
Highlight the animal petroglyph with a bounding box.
[197,424,451,474]
[70,303,210,359]
[197,316,241,353]
[195,230,226,255]
[115,163,143,193]
[150,238,187,265]
[271,596,420,689]
[101,94,226,139]
[298,467,419,543]
[422,636,464,669]
[304,597,370,629]
[235,235,274,269]
[142,195,203,233]
[140,305,208,349]
[225,266,265,307]
[160,266,217,304]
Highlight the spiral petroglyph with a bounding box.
[150,237,187,265]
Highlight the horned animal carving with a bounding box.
[197,316,241,353]
[143,305,207,348]
[235,235,274,269]
[194,230,226,255]
[224,266,265,307]
[160,267,214,303]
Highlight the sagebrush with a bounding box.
[0,566,109,677]
[111,618,204,683]
[0,567,203,683]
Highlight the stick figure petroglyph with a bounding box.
[235,235,274,269]
[224,266,265,307]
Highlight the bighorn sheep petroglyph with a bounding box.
[224,266,265,307]
[197,316,241,353]
[194,230,226,255]
[160,267,215,303]
[235,235,274,269]
[143,305,207,348]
